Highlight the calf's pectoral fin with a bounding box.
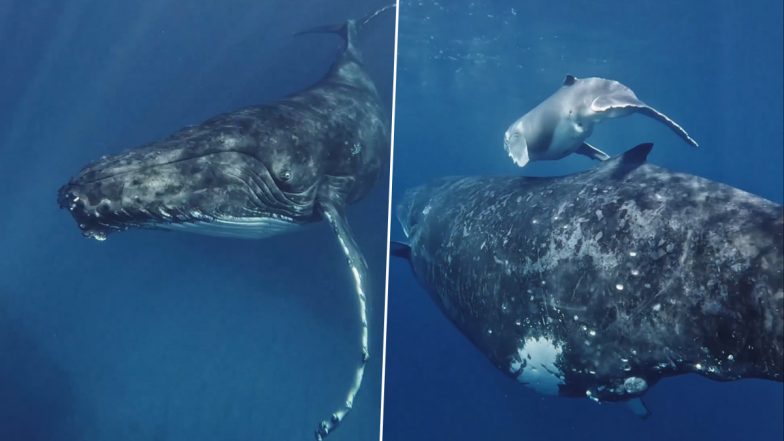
[635,105,699,147]
[591,96,699,148]
[576,142,610,161]
[314,189,369,440]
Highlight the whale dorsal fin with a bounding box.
[563,74,577,86]
[599,143,653,179]
[620,142,653,164]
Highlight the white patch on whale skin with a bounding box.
[509,336,565,395]
[622,376,648,394]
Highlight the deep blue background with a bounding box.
[384,1,783,440]
[0,1,394,440]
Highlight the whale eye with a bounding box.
[279,169,292,182]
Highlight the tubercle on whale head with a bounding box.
[57,185,115,241]
[57,175,132,241]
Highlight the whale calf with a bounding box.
[58,5,394,439]
[504,76,699,167]
[394,143,782,414]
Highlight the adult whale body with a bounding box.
[504,76,699,167]
[394,144,782,414]
[58,5,394,439]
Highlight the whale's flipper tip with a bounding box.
[626,398,652,419]
[359,4,397,27]
[635,105,699,148]
[390,241,411,261]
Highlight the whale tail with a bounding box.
[296,4,396,58]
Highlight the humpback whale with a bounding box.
[504,76,699,167]
[394,144,783,414]
[58,5,394,439]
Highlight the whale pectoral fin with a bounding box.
[315,199,369,440]
[390,240,411,260]
[590,95,646,120]
[504,131,530,167]
[576,142,610,161]
[635,105,699,147]
[322,202,368,271]
[591,96,699,148]
[625,398,651,419]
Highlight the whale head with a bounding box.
[58,122,322,241]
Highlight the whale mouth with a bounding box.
[58,150,315,241]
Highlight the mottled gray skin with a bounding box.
[57,13,391,440]
[397,144,783,403]
[58,33,387,240]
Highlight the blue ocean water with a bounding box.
[385,1,783,440]
[0,1,394,440]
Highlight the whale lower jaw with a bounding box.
[159,216,302,239]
